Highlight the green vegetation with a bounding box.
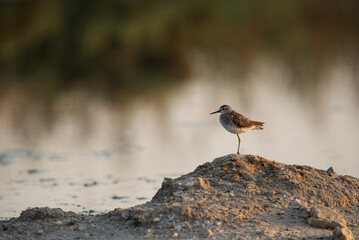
[1,0,359,98]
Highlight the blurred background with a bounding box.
[1,0,358,218]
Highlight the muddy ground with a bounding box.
[1,154,358,239]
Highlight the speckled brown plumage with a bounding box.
[211,105,264,153]
[224,111,264,130]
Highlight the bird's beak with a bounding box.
[210,110,221,115]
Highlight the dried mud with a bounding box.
[1,154,358,239]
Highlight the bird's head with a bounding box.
[210,105,232,115]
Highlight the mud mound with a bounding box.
[105,154,359,239]
[156,154,358,207]
[116,154,358,225]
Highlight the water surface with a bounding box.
[0,58,358,219]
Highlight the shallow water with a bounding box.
[0,58,358,219]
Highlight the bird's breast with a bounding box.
[219,114,238,133]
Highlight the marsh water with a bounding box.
[0,57,358,219]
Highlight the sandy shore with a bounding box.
[1,154,358,239]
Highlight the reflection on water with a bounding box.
[0,58,358,218]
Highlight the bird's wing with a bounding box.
[231,112,264,128]
[230,112,254,128]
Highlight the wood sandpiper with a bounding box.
[211,105,264,154]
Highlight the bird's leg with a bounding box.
[237,134,241,154]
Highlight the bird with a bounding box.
[210,105,264,154]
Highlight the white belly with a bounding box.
[221,122,255,134]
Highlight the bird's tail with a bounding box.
[253,121,264,130]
